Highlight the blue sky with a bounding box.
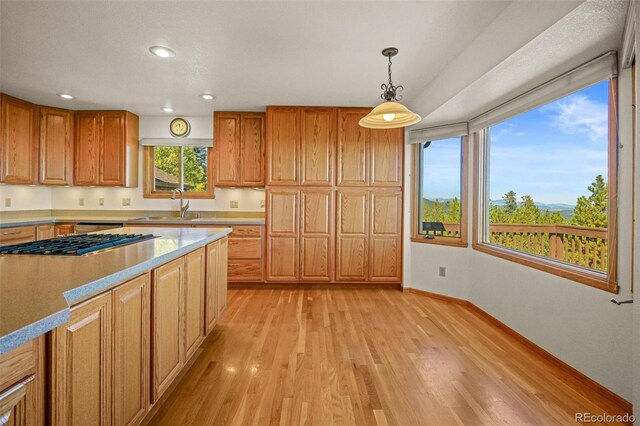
[423,81,609,205]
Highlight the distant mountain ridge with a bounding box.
[423,198,575,220]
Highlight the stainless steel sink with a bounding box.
[129,216,195,221]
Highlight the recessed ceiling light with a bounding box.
[149,46,175,58]
[162,106,175,113]
[57,93,73,99]
[200,94,215,101]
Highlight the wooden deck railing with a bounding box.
[423,222,608,271]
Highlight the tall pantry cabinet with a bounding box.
[265,106,403,284]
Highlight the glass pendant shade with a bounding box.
[359,101,422,129]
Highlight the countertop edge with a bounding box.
[0,217,265,227]
[0,228,232,355]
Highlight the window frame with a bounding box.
[472,78,618,293]
[142,145,215,199]
[411,136,468,247]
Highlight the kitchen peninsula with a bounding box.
[0,226,229,424]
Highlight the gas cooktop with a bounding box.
[0,233,156,256]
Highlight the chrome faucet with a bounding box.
[171,189,190,218]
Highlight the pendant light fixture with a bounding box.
[359,47,421,129]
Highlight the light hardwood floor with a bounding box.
[147,289,631,425]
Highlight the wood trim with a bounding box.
[404,288,633,414]
[471,78,619,293]
[229,282,402,289]
[632,63,636,293]
[410,136,468,247]
[142,146,215,199]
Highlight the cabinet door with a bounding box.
[370,128,403,187]
[214,112,241,186]
[300,107,335,186]
[205,241,219,334]
[266,189,299,281]
[217,237,228,316]
[267,107,299,185]
[369,189,402,282]
[300,188,333,281]
[99,112,125,186]
[113,274,150,426]
[39,106,73,185]
[50,292,112,426]
[74,112,100,185]
[0,226,35,245]
[336,189,369,281]
[151,258,184,402]
[0,95,38,184]
[0,377,34,426]
[337,108,369,186]
[184,248,205,361]
[240,113,265,186]
[36,224,55,240]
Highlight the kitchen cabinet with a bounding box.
[50,291,112,426]
[226,225,263,283]
[213,112,265,187]
[74,111,138,187]
[39,106,73,185]
[300,188,334,281]
[267,107,299,185]
[0,337,44,426]
[300,107,335,186]
[0,94,39,184]
[184,248,205,361]
[369,189,402,281]
[151,257,184,402]
[266,189,300,281]
[36,224,55,240]
[0,226,36,245]
[370,127,403,187]
[217,237,228,316]
[112,273,150,426]
[205,241,220,334]
[54,223,75,237]
[336,189,369,281]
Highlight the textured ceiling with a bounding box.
[0,0,512,115]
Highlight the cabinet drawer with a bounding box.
[230,225,262,237]
[228,237,262,259]
[0,226,36,244]
[228,260,263,281]
[0,340,36,390]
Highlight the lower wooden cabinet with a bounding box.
[205,241,220,334]
[0,226,36,245]
[217,238,229,316]
[36,224,55,240]
[0,377,34,426]
[184,248,205,361]
[112,274,150,426]
[151,257,184,403]
[50,291,112,426]
[336,189,369,281]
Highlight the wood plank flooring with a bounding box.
[147,289,631,425]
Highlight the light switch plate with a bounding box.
[230,200,239,209]
[79,198,85,206]
[4,198,11,208]
[122,198,131,206]
[260,199,265,208]
[439,267,446,277]
[98,198,105,206]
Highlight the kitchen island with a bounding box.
[0,226,230,425]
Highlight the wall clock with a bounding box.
[169,117,191,137]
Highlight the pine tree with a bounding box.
[571,175,607,228]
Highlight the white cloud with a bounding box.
[542,95,608,142]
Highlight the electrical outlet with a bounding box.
[230,200,239,209]
[122,198,131,206]
[439,267,446,277]
[79,197,85,206]
[98,197,105,206]
[4,198,11,208]
[260,199,265,208]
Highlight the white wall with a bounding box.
[404,65,635,402]
[0,115,266,214]
[633,3,640,420]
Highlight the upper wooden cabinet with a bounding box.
[74,110,138,187]
[0,94,39,184]
[300,108,335,186]
[214,112,265,187]
[267,107,299,185]
[39,106,73,185]
[337,108,404,187]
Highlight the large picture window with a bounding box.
[474,79,617,291]
[143,145,214,198]
[412,136,468,246]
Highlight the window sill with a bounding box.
[143,192,215,199]
[411,236,468,248]
[472,242,617,293]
